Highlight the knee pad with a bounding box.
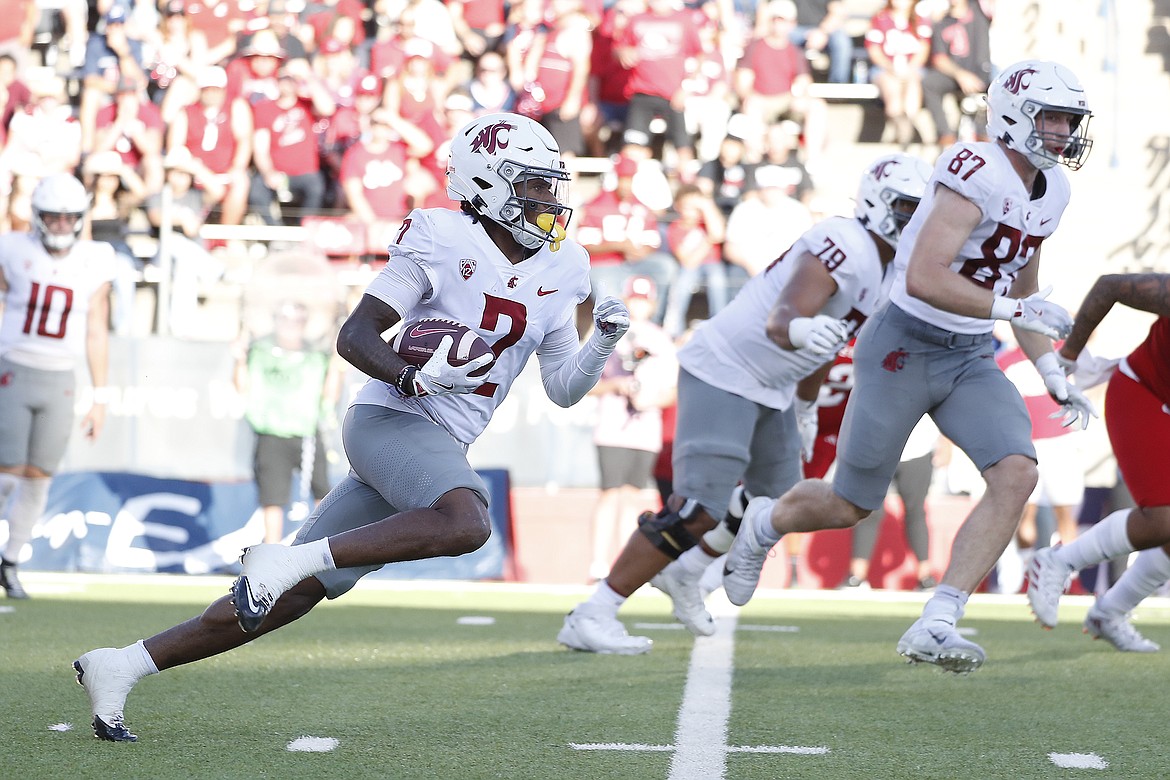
[638,498,701,559]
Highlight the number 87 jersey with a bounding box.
[0,233,117,370]
[888,139,1072,336]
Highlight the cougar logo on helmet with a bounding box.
[1003,67,1037,95]
[470,121,513,155]
[870,160,895,181]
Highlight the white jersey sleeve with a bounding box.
[890,141,1072,334]
[353,208,592,444]
[678,217,886,410]
[0,234,116,371]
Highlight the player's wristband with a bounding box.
[395,365,418,397]
[990,296,1021,322]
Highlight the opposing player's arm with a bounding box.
[902,184,991,316]
[336,293,410,384]
[1061,273,1170,360]
[765,251,841,352]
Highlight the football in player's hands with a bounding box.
[389,318,494,377]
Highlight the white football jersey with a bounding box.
[680,216,888,410]
[355,208,591,444]
[0,233,117,371]
[890,140,1071,334]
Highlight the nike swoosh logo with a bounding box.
[433,381,454,390]
[537,287,557,296]
[409,325,458,337]
[1040,218,1052,226]
[722,565,734,577]
[927,630,947,645]
[240,579,263,614]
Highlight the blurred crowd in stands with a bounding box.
[0,0,995,339]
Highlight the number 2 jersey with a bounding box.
[679,216,889,411]
[0,232,116,371]
[354,208,591,445]
[889,140,1072,335]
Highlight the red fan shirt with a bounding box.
[614,9,701,101]
[252,97,321,176]
[340,138,410,220]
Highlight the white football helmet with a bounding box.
[855,153,931,249]
[987,59,1092,171]
[446,112,572,250]
[31,172,90,252]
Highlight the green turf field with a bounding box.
[5,573,1169,779]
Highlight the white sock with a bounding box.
[921,584,968,626]
[3,477,50,561]
[677,546,717,576]
[286,538,335,580]
[751,498,782,547]
[587,580,626,616]
[1096,547,1170,617]
[128,640,160,677]
[1054,509,1133,571]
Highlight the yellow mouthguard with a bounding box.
[536,213,567,251]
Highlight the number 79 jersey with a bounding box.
[355,208,592,444]
[0,233,117,371]
[889,140,1071,335]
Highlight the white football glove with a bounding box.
[788,315,850,356]
[794,398,818,463]
[591,296,630,349]
[411,335,494,397]
[1036,351,1098,430]
[991,286,1074,340]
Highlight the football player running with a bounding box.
[1025,272,1170,652]
[719,60,1097,674]
[558,152,931,654]
[74,113,631,741]
[0,173,115,600]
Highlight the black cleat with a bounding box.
[230,576,269,633]
[1,560,29,599]
[92,715,138,742]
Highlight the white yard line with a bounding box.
[668,591,739,780]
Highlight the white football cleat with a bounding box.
[896,618,986,674]
[74,648,139,741]
[557,607,652,655]
[1026,546,1074,628]
[651,562,715,637]
[1083,606,1160,653]
[722,497,776,606]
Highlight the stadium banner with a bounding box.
[6,470,515,581]
[61,335,600,488]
